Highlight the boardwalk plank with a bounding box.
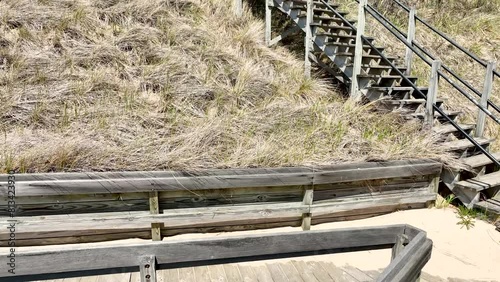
[318,262,358,282]
[222,264,242,281]
[208,265,227,282]
[194,266,211,282]
[279,262,304,282]
[237,264,259,282]
[162,268,180,282]
[291,261,319,282]
[305,261,334,281]
[341,265,372,281]
[178,267,196,282]
[254,265,275,282]
[265,263,289,282]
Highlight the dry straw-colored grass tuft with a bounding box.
[0,0,452,172]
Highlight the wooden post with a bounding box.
[404,8,416,76]
[139,255,157,282]
[304,0,313,78]
[350,0,367,100]
[475,61,496,137]
[301,187,313,230]
[149,191,162,241]
[425,60,441,127]
[426,176,440,208]
[265,0,271,46]
[391,234,408,261]
[234,0,242,17]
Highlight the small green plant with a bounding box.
[435,194,455,209]
[456,205,476,230]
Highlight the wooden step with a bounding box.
[441,137,493,151]
[474,199,500,216]
[433,124,475,135]
[311,23,354,30]
[455,171,500,192]
[461,152,500,168]
[411,110,462,120]
[379,99,426,105]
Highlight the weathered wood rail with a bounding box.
[0,159,441,246]
[0,224,433,282]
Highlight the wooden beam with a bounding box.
[269,25,301,46]
[265,0,272,46]
[377,232,432,282]
[304,0,313,78]
[475,61,496,137]
[425,60,441,127]
[0,160,441,197]
[139,255,157,282]
[404,8,416,76]
[149,191,162,241]
[301,187,314,230]
[391,234,408,261]
[0,225,408,278]
[350,0,367,100]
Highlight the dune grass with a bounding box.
[0,0,453,173]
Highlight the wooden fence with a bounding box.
[0,159,441,247]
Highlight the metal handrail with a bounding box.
[316,0,499,166]
[392,0,500,79]
[366,4,500,115]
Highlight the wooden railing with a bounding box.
[0,159,441,247]
[0,224,432,282]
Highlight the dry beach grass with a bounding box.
[0,0,454,172]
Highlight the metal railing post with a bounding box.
[234,0,242,17]
[304,0,313,78]
[426,60,441,127]
[265,0,272,46]
[351,0,367,100]
[404,8,416,75]
[475,61,496,137]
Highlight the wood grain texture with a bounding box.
[0,160,441,197]
[0,226,410,278]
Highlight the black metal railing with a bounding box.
[367,4,500,116]
[316,0,500,167]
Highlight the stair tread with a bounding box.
[368,86,428,91]
[433,124,475,134]
[379,98,426,104]
[335,53,397,59]
[311,23,353,30]
[358,74,418,79]
[441,137,493,151]
[474,199,500,215]
[412,110,462,118]
[461,151,500,168]
[455,171,500,191]
[324,42,382,49]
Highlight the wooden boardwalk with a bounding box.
[37,260,477,282]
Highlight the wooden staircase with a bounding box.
[269,0,500,213]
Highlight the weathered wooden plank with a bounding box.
[0,160,441,197]
[311,191,435,217]
[207,265,227,282]
[0,203,306,245]
[377,232,432,282]
[237,265,258,282]
[161,268,179,282]
[139,255,157,282]
[222,264,242,282]
[291,260,319,282]
[454,171,500,192]
[341,265,372,282]
[305,261,332,282]
[278,262,304,282]
[178,267,196,282]
[254,265,274,282]
[265,263,289,282]
[1,226,407,278]
[193,266,210,281]
[318,262,357,282]
[149,192,162,241]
